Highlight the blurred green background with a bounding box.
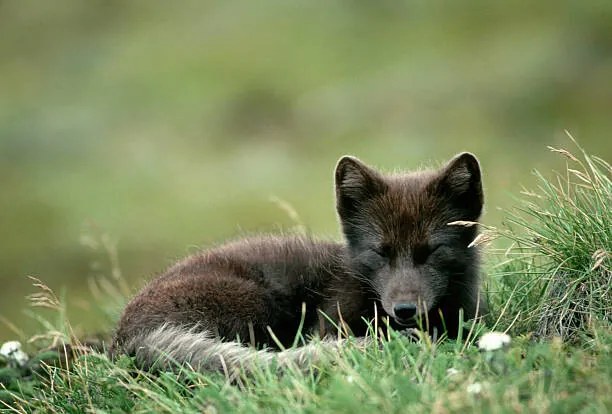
[0,1,610,341]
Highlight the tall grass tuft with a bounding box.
[491,133,611,342]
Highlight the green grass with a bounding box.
[3,332,610,413]
[1,142,610,413]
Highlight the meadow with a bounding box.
[0,1,610,412]
[0,141,609,413]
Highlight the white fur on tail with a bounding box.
[123,324,361,377]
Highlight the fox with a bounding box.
[110,152,486,374]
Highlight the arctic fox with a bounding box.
[111,153,486,373]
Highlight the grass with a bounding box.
[3,332,611,413]
[488,134,611,342]
[1,141,610,413]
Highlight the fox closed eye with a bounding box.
[413,244,443,265]
[355,245,393,271]
[359,249,389,271]
[374,244,394,260]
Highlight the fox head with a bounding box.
[335,153,484,328]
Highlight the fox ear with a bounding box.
[437,152,484,220]
[335,156,385,218]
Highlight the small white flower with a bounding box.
[0,340,29,367]
[346,375,354,383]
[466,382,483,395]
[478,332,511,351]
[446,368,460,377]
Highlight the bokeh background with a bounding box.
[1,1,610,341]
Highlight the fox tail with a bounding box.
[117,324,363,378]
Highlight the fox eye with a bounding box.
[375,244,393,260]
[413,244,441,265]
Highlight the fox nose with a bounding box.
[393,303,417,321]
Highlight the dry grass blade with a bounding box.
[590,249,610,272]
[468,232,498,248]
[27,277,62,311]
[547,146,580,162]
[447,220,479,227]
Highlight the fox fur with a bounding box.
[110,153,487,374]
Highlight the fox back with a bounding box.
[111,153,486,373]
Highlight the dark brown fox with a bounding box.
[111,153,486,373]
